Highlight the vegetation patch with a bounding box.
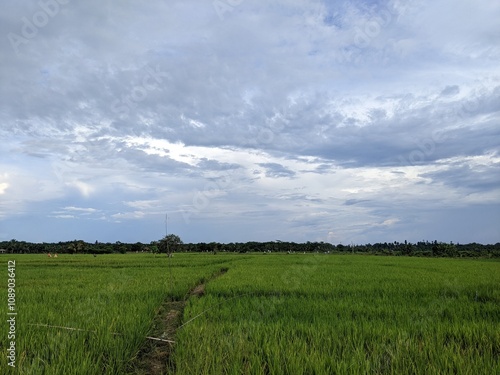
[1,254,498,374]
[130,267,229,374]
[130,301,183,375]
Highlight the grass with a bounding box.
[0,253,234,374]
[174,255,500,374]
[1,253,499,374]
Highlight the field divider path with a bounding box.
[130,267,229,375]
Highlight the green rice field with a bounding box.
[1,253,499,374]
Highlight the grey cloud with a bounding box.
[1,0,499,244]
[344,199,370,206]
[196,158,241,171]
[309,163,335,174]
[115,147,195,176]
[277,193,325,203]
[257,163,296,178]
[440,85,460,96]
[420,160,500,192]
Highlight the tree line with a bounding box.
[1,237,499,258]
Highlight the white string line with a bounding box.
[26,323,175,344]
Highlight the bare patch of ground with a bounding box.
[129,267,228,374]
[190,283,205,297]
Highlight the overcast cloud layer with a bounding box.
[1,0,499,244]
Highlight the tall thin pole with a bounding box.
[166,213,173,300]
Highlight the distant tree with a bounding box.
[112,241,128,253]
[209,242,218,255]
[151,245,159,255]
[158,234,183,257]
[149,241,159,256]
[131,242,143,253]
[68,240,85,254]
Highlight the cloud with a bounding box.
[380,218,399,227]
[420,153,500,193]
[257,163,296,178]
[52,215,76,220]
[0,0,499,244]
[111,211,146,221]
[344,199,370,206]
[441,85,460,96]
[63,206,99,213]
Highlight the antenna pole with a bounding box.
[166,213,173,300]
[166,214,169,254]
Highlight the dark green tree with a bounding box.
[158,234,183,257]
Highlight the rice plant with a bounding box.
[174,255,500,374]
[1,253,498,374]
[0,253,234,374]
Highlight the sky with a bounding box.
[0,0,499,245]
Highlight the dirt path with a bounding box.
[129,267,228,374]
